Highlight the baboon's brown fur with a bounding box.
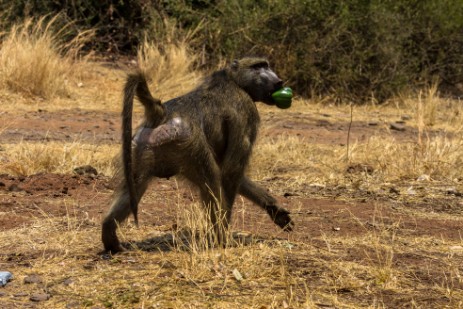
[102,57,294,253]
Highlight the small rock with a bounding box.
[24,274,43,284]
[390,123,405,131]
[368,121,378,126]
[401,114,412,121]
[30,293,50,302]
[232,268,244,282]
[0,291,6,297]
[446,188,462,196]
[63,278,74,286]
[333,227,341,231]
[316,119,331,127]
[8,184,22,192]
[73,165,98,176]
[308,183,325,189]
[283,192,299,197]
[449,246,463,252]
[66,301,81,308]
[407,186,416,195]
[417,174,430,181]
[346,163,374,175]
[0,271,13,286]
[13,292,28,297]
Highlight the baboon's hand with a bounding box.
[267,206,294,232]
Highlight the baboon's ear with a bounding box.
[231,59,239,70]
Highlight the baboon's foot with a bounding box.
[102,242,125,254]
[102,220,124,254]
[266,206,294,232]
[98,245,125,256]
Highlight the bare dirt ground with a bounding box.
[0,104,462,308]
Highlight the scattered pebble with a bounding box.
[24,274,43,284]
[417,174,430,181]
[308,183,325,189]
[8,184,22,192]
[0,271,12,286]
[401,114,412,121]
[390,122,406,131]
[346,163,374,175]
[283,192,299,197]
[446,188,462,196]
[407,187,416,195]
[30,293,50,302]
[73,165,98,176]
[316,119,331,126]
[232,268,244,282]
[449,246,463,252]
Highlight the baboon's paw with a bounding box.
[274,209,294,232]
[103,245,125,255]
[267,206,294,232]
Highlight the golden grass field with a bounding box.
[0,19,462,308]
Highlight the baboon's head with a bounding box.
[229,57,284,105]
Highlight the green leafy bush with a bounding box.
[1,0,462,102]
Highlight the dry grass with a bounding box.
[1,199,462,308]
[1,26,463,308]
[0,16,91,99]
[0,142,118,176]
[137,39,201,101]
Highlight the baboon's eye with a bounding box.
[250,62,269,70]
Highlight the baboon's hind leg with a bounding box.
[102,173,151,253]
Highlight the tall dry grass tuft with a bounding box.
[0,142,118,176]
[348,133,463,182]
[137,39,201,100]
[0,16,90,98]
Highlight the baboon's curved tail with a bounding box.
[122,72,165,225]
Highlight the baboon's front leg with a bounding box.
[239,177,294,231]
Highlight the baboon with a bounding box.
[102,57,294,253]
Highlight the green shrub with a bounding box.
[1,0,462,102]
